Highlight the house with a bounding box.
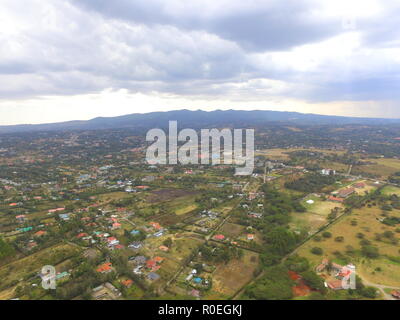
[186,274,194,281]
[248,193,257,201]
[153,256,164,263]
[154,231,164,237]
[147,272,160,281]
[112,222,121,230]
[213,234,225,241]
[48,207,65,213]
[56,271,70,280]
[128,241,143,249]
[316,258,329,273]
[328,196,344,203]
[77,232,88,239]
[59,213,70,221]
[27,240,38,250]
[189,289,200,298]
[132,255,147,265]
[331,262,344,273]
[146,260,157,269]
[337,267,352,280]
[121,279,133,288]
[105,282,121,297]
[353,182,366,189]
[97,262,113,273]
[107,237,119,246]
[125,186,135,193]
[247,234,255,241]
[248,212,263,218]
[16,215,26,222]
[337,188,355,198]
[391,290,400,299]
[321,169,336,176]
[133,265,143,274]
[159,245,169,252]
[150,222,162,230]
[326,280,344,290]
[34,230,46,237]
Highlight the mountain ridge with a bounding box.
[1,109,400,134]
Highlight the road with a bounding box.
[358,276,400,300]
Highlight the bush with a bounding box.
[311,247,323,255]
[361,245,379,259]
[322,232,332,238]
[361,287,378,299]
[359,239,371,246]
[334,236,344,242]
[313,235,322,242]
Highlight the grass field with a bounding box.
[303,197,343,217]
[206,250,259,298]
[354,158,400,178]
[0,243,81,292]
[219,222,246,238]
[296,206,400,287]
[256,148,346,162]
[382,185,400,196]
[290,196,344,234]
[352,181,377,196]
[174,203,198,215]
[255,149,291,160]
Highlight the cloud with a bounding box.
[0,0,399,122]
[71,0,343,52]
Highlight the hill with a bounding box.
[1,109,400,134]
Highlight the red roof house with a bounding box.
[213,234,225,241]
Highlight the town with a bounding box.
[1,119,400,301]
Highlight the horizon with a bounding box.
[1,108,400,127]
[1,1,400,124]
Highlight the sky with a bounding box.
[1,0,400,125]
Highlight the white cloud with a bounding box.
[0,0,399,123]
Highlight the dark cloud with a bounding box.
[71,0,341,51]
[0,0,399,116]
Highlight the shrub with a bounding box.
[334,236,344,242]
[361,245,379,259]
[311,247,323,255]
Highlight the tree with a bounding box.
[284,254,309,273]
[308,292,326,300]
[245,266,294,300]
[300,270,326,293]
[310,247,323,255]
[361,287,378,299]
[322,232,332,238]
[264,227,297,255]
[163,238,173,248]
[0,237,14,260]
